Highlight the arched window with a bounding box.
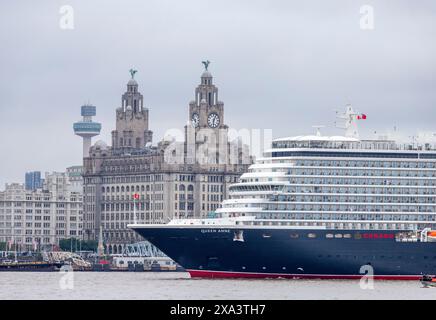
[121,186,125,192]
[180,185,186,192]
[126,186,130,192]
[188,185,194,192]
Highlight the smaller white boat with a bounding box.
[420,275,436,288]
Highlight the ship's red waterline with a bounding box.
[187,270,421,280]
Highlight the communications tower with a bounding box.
[73,104,102,158]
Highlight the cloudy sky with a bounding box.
[0,0,435,187]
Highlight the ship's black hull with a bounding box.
[131,226,436,280]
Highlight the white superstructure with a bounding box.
[216,106,436,231]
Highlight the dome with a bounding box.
[163,134,176,142]
[94,140,108,149]
[127,79,138,86]
[201,70,212,78]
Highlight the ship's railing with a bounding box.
[271,140,436,152]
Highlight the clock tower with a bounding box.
[189,61,226,131]
[185,61,229,165]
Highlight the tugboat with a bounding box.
[420,275,436,288]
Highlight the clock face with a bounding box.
[191,113,200,128]
[207,113,220,128]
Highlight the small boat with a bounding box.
[420,275,436,287]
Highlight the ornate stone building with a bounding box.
[82,64,252,253]
[111,70,153,151]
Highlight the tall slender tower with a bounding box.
[73,104,102,158]
[111,69,153,152]
[185,61,228,164]
[97,225,105,257]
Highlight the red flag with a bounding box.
[357,115,361,120]
[362,114,367,119]
[133,193,140,200]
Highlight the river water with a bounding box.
[0,272,435,300]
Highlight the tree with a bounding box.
[58,238,98,252]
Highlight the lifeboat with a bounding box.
[426,230,436,242]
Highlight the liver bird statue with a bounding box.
[129,68,138,79]
[201,60,210,71]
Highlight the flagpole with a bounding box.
[133,195,137,225]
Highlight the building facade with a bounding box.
[0,171,83,250]
[25,171,43,191]
[67,165,83,193]
[82,65,252,253]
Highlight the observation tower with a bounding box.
[73,104,102,158]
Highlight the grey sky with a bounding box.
[0,0,435,188]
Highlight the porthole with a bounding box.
[290,233,299,239]
[334,234,343,239]
[307,233,316,238]
[326,234,334,238]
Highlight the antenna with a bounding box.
[312,125,325,137]
[335,104,360,139]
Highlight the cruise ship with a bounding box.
[129,105,436,279]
